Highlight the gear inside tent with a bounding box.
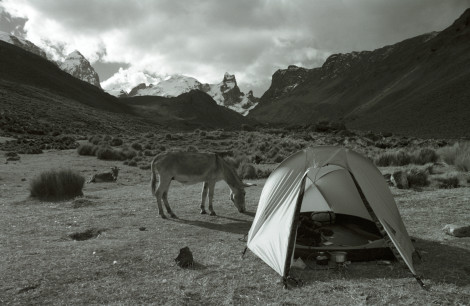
[246,146,419,284]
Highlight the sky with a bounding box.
[1,0,469,96]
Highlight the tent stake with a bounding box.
[414,275,428,290]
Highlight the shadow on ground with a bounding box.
[289,237,470,288]
[172,214,254,236]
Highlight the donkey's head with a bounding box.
[230,183,256,213]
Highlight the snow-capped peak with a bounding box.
[0,31,48,59]
[59,50,101,88]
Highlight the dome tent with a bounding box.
[246,146,422,287]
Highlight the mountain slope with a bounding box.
[249,9,470,138]
[0,40,155,134]
[121,90,255,129]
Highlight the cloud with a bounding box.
[1,0,469,95]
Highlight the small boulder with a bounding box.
[443,224,470,237]
[391,171,409,189]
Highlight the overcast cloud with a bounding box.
[1,0,469,95]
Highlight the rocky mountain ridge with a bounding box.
[249,9,470,138]
[120,72,259,116]
[0,31,48,59]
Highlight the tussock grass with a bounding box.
[76,143,97,156]
[406,168,429,188]
[29,168,85,200]
[435,174,460,189]
[438,142,470,171]
[375,148,438,167]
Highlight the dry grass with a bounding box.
[29,168,85,200]
[1,134,470,304]
[438,142,470,171]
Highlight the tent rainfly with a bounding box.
[246,146,424,287]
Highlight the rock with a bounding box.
[391,171,409,189]
[443,224,470,237]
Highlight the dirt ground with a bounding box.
[1,149,469,305]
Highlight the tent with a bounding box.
[246,146,420,285]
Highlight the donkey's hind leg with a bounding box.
[155,176,171,219]
[162,188,177,218]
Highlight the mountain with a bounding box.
[0,31,48,59]
[125,75,202,97]
[0,40,153,135]
[60,50,102,88]
[249,9,470,138]
[100,69,163,97]
[0,41,252,134]
[122,73,259,116]
[203,73,259,116]
[120,90,255,129]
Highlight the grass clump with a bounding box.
[375,151,410,166]
[30,169,85,200]
[96,146,124,160]
[438,142,470,171]
[411,148,439,165]
[77,144,97,156]
[436,175,460,189]
[406,168,429,188]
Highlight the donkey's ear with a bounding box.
[243,182,257,187]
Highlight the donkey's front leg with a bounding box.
[200,182,209,214]
[207,182,216,216]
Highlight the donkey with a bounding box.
[150,152,255,219]
[88,166,119,183]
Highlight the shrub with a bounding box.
[438,142,470,171]
[406,168,429,188]
[412,148,439,165]
[30,169,85,200]
[77,144,97,156]
[131,142,143,151]
[110,138,123,146]
[127,160,138,167]
[374,150,411,167]
[144,150,154,157]
[95,146,124,161]
[436,175,460,189]
[89,135,102,145]
[121,147,137,160]
[239,163,257,179]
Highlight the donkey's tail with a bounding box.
[150,155,160,195]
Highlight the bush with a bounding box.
[131,142,143,151]
[89,135,102,145]
[96,146,124,161]
[239,163,257,179]
[436,175,460,189]
[30,169,85,200]
[375,150,411,167]
[438,142,470,171]
[187,145,198,152]
[412,148,439,165]
[110,138,123,146]
[406,168,429,188]
[77,144,97,156]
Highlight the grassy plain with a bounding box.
[1,135,469,305]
